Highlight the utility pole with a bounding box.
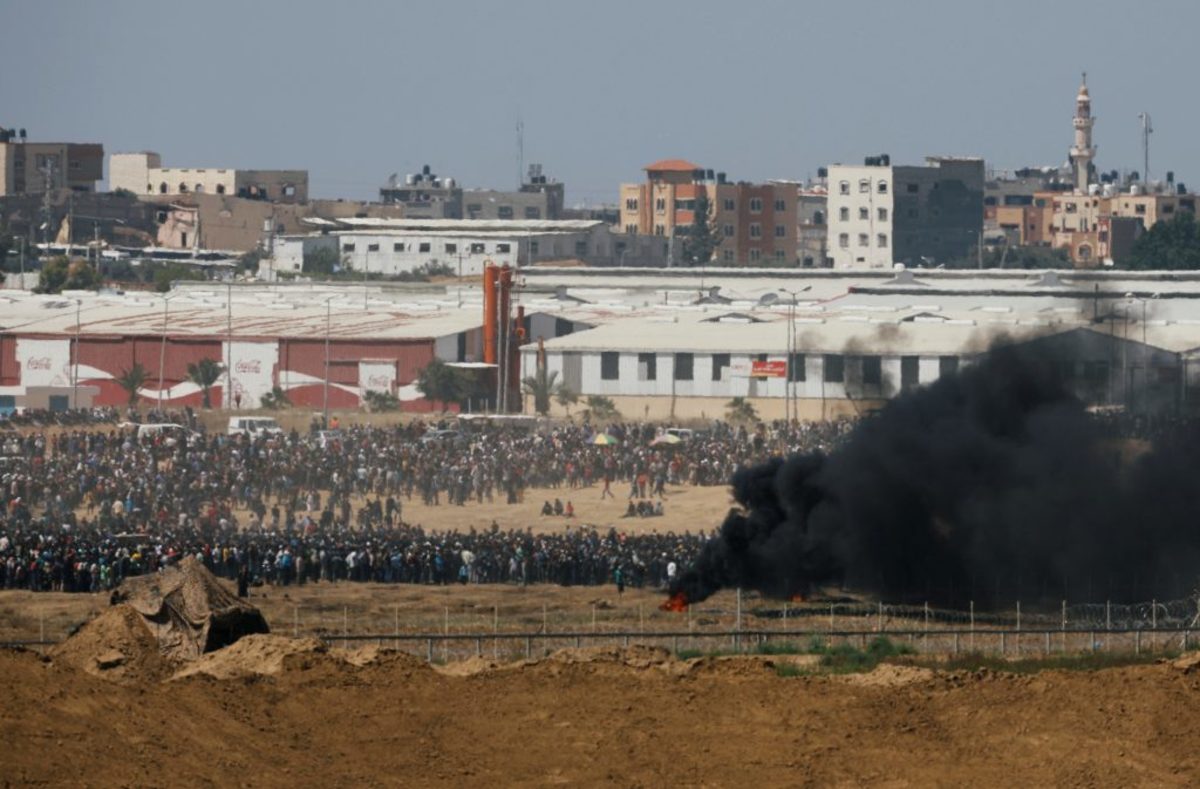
[323,297,332,429]
[72,299,81,409]
[226,281,234,410]
[158,294,171,412]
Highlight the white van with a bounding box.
[227,416,284,437]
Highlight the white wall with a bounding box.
[826,165,895,269]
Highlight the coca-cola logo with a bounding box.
[26,357,52,370]
[234,360,261,374]
[367,375,392,388]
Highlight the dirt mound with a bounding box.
[683,654,784,678]
[435,655,504,676]
[543,644,673,668]
[1170,651,1200,673]
[172,636,429,681]
[838,662,936,688]
[49,604,173,682]
[112,556,269,661]
[172,635,327,680]
[7,643,1200,786]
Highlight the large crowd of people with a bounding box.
[0,414,854,594]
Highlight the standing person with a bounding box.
[601,473,614,500]
[236,563,250,598]
[614,564,625,596]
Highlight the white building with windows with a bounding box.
[270,218,669,278]
[519,309,1042,421]
[827,156,984,269]
[827,160,895,268]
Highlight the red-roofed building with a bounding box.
[619,160,798,265]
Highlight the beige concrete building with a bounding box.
[0,129,103,196]
[110,152,307,203]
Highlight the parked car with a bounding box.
[227,416,284,437]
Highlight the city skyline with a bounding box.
[2,0,1198,203]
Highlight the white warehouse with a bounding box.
[520,311,1046,421]
[270,218,669,278]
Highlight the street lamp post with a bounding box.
[323,296,334,430]
[363,245,370,310]
[226,280,234,410]
[72,298,81,409]
[157,293,175,413]
[778,286,812,424]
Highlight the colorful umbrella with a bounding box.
[592,433,619,446]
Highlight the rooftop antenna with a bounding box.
[1138,112,1153,185]
[516,111,524,190]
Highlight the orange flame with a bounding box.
[659,591,689,613]
[790,593,807,603]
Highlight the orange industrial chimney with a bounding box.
[482,263,498,365]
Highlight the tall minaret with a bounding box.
[1070,73,1096,193]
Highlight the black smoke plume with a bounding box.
[672,342,1200,608]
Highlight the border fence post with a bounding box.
[1106,600,1111,631]
[1061,599,1067,653]
[969,601,975,652]
[1016,601,1021,657]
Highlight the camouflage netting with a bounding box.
[110,556,269,661]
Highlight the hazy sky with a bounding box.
[3,0,1197,204]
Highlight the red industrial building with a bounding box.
[0,289,486,413]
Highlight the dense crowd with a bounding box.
[0,416,854,594]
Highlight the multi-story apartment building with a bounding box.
[826,155,984,268]
[110,152,307,203]
[0,128,103,196]
[619,159,797,265]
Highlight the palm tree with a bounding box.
[186,358,225,409]
[555,385,579,417]
[583,395,620,423]
[726,396,758,425]
[521,368,562,416]
[114,362,148,407]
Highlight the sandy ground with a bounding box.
[3,638,1200,787]
[359,481,733,536]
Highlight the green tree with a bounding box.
[186,358,225,409]
[416,359,465,411]
[304,246,343,276]
[978,244,1070,270]
[152,262,206,292]
[363,389,400,412]
[1123,212,1200,270]
[555,385,579,417]
[583,395,620,423]
[111,187,137,199]
[681,195,723,266]
[725,396,758,424]
[38,256,98,293]
[260,386,292,410]
[114,362,148,407]
[521,368,561,416]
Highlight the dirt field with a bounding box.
[370,481,732,536]
[4,637,1200,787]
